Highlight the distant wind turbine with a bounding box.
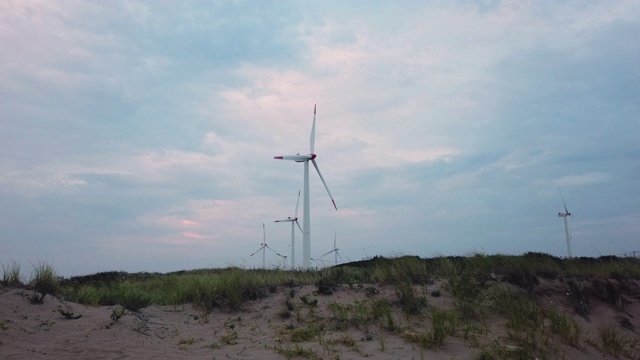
[321,232,342,266]
[274,105,337,269]
[250,223,285,268]
[274,190,303,269]
[557,188,573,258]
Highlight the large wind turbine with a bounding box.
[250,223,285,268]
[321,232,342,266]
[557,188,573,258]
[274,190,303,269]
[274,105,337,269]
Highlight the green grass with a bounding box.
[546,309,582,347]
[2,261,22,287]
[273,344,320,360]
[29,261,59,303]
[596,323,630,357]
[59,267,321,311]
[288,324,324,342]
[395,281,427,316]
[326,298,393,332]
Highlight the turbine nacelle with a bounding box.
[274,154,316,162]
[557,212,570,217]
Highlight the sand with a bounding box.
[1,280,638,359]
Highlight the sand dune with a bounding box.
[2,275,638,360]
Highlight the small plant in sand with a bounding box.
[58,308,82,320]
[404,307,458,350]
[395,281,427,316]
[220,322,239,345]
[278,297,295,319]
[595,323,633,358]
[273,344,320,360]
[327,300,368,331]
[178,337,195,345]
[110,306,127,322]
[299,294,318,316]
[326,334,358,349]
[29,261,59,304]
[546,309,582,347]
[2,260,23,287]
[378,325,387,351]
[286,323,324,342]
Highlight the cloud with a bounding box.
[2,1,640,275]
[552,173,612,187]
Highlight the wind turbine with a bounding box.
[557,188,573,258]
[321,232,342,266]
[274,190,303,269]
[274,105,337,269]
[250,223,285,268]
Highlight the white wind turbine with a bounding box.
[557,188,573,258]
[250,223,285,268]
[321,232,342,266]
[274,105,337,269]
[274,190,303,269]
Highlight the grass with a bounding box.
[2,261,22,287]
[288,324,324,342]
[29,261,59,303]
[546,309,582,347]
[57,267,321,311]
[326,298,392,332]
[273,344,320,360]
[596,323,633,357]
[395,281,428,316]
[403,307,458,350]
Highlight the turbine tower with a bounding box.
[321,232,342,266]
[274,105,337,269]
[557,188,572,258]
[274,190,303,269]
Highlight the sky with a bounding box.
[1,0,639,276]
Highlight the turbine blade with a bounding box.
[310,104,316,154]
[295,190,301,217]
[265,245,280,256]
[334,232,337,249]
[263,223,266,245]
[274,154,313,162]
[321,250,334,257]
[295,219,303,234]
[250,246,264,257]
[337,252,343,261]
[558,188,569,214]
[311,158,337,210]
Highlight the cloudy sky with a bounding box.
[1,1,639,276]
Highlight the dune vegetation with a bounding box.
[2,253,640,359]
